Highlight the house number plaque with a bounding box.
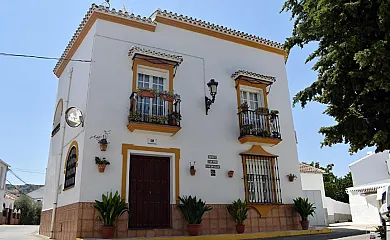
[205,164,220,169]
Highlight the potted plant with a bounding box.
[227,199,248,234]
[177,195,212,236]
[269,109,279,117]
[190,161,196,176]
[168,112,182,126]
[228,170,234,178]
[95,157,110,173]
[240,102,249,113]
[159,90,180,102]
[94,191,128,239]
[293,197,316,230]
[90,130,111,151]
[255,107,269,115]
[241,124,253,134]
[287,173,297,182]
[128,112,141,122]
[137,88,157,98]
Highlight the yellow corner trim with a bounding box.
[248,204,278,218]
[121,144,181,204]
[155,16,287,58]
[79,229,331,240]
[127,122,181,135]
[238,135,282,146]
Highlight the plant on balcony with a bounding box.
[94,191,128,239]
[137,88,158,98]
[293,197,316,230]
[240,102,249,113]
[95,157,110,173]
[128,112,141,122]
[255,107,269,115]
[177,195,212,236]
[272,131,281,139]
[253,129,271,138]
[168,112,182,126]
[269,110,279,116]
[241,124,253,134]
[227,199,248,234]
[159,90,180,102]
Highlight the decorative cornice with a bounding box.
[154,10,284,50]
[128,46,183,64]
[231,70,276,83]
[53,4,156,75]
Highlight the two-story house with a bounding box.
[347,151,390,225]
[40,4,303,239]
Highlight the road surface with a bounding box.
[0,225,41,240]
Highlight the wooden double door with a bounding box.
[129,155,171,229]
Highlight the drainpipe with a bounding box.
[50,68,73,239]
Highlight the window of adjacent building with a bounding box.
[242,155,281,204]
[52,99,63,137]
[64,144,77,190]
[136,66,168,117]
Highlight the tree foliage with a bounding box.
[308,162,352,203]
[282,0,390,153]
[14,195,42,225]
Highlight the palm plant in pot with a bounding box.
[94,191,128,239]
[227,199,248,234]
[177,195,212,236]
[293,197,316,230]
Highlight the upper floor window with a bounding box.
[64,141,78,190]
[52,99,63,137]
[240,89,265,110]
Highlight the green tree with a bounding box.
[14,195,42,225]
[282,1,390,153]
[308,162,352,203]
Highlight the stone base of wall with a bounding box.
[40,202,301,239]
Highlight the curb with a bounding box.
[77,229,331,240]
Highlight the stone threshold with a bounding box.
[77,228,331,240]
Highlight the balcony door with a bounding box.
[240,89,268,135]
[240,89,265,110]
[136,67,168,118]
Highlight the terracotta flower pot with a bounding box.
[288,176,295,182]
[300,220,309,230]
[100,144,107,151]
[228,170,234,178]
[98,164,106,173]
[102,226,115,239]
[190,169,196,176]
[160,93,175,102]
[187,224,201,236]
[139,91,154,98]
[235,224,245,234]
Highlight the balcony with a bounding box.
[238,108,282,146]
[127,91,181,136]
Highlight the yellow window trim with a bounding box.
[53,99,63,126]
[63,141,79,173]
[127,122,181,135]
[238,135,282,146]
[121,144,180,204]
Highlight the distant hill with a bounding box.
[6,184,44,195]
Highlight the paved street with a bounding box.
[0,225,42,240]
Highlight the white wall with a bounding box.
[350,151,390,187]
[0,162,8,210]
[75,19,302,205]
[301,173,326,206]
[349,192,381,225]
[42,23,96,210]
[303,190,326,226]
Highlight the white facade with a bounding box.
[43,5,303,213]
[0,160,9,210]
[348,151,390,225]
[301,172,326,205]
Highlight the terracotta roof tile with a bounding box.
[299,163,326,174]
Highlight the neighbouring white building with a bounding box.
[300,163,351,225]
[347,151,390,225]
[0,159,10,210]
[41,4,304,239]
[27,187,44,202]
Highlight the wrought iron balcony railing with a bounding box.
[129,92,181,127]
[238,109,281,140]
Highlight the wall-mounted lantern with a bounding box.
[205,79,219,115]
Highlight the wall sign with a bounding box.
[205,164,220,169]
[207,160,218,164]
[208,155,217,159]
[210,169,216,177]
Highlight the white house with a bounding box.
[300,163,351,225]
[40,4,303,239]
[347,151,390,225]
[0,159,10,210]
[27,187,44,202]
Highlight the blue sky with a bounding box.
[0,0,373,185]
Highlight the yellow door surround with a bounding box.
[121,144,180,204]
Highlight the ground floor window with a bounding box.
[242,154,282,204]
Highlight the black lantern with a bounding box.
[205,79,219,115]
